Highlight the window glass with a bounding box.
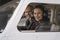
[17,3,52,32]
[56,5,60,31]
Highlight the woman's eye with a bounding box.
[38,12,42,14]
[34,13,36,14]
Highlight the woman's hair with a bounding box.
[27,4,33,10]
[34,5,45,13]
[34,5,49,21]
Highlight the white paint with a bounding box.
[0,0,60,40]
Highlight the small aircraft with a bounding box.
[0,0,60,40]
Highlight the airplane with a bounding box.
[0,0,60,40]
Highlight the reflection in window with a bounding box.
[0,0,19,33]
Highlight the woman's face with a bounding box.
[24,6,32,18]
[34,8,43,21]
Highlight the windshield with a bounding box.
[17,3,60,32]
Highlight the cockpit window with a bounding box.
[17,3,52,32]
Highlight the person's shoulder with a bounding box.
[40,19,50,26]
